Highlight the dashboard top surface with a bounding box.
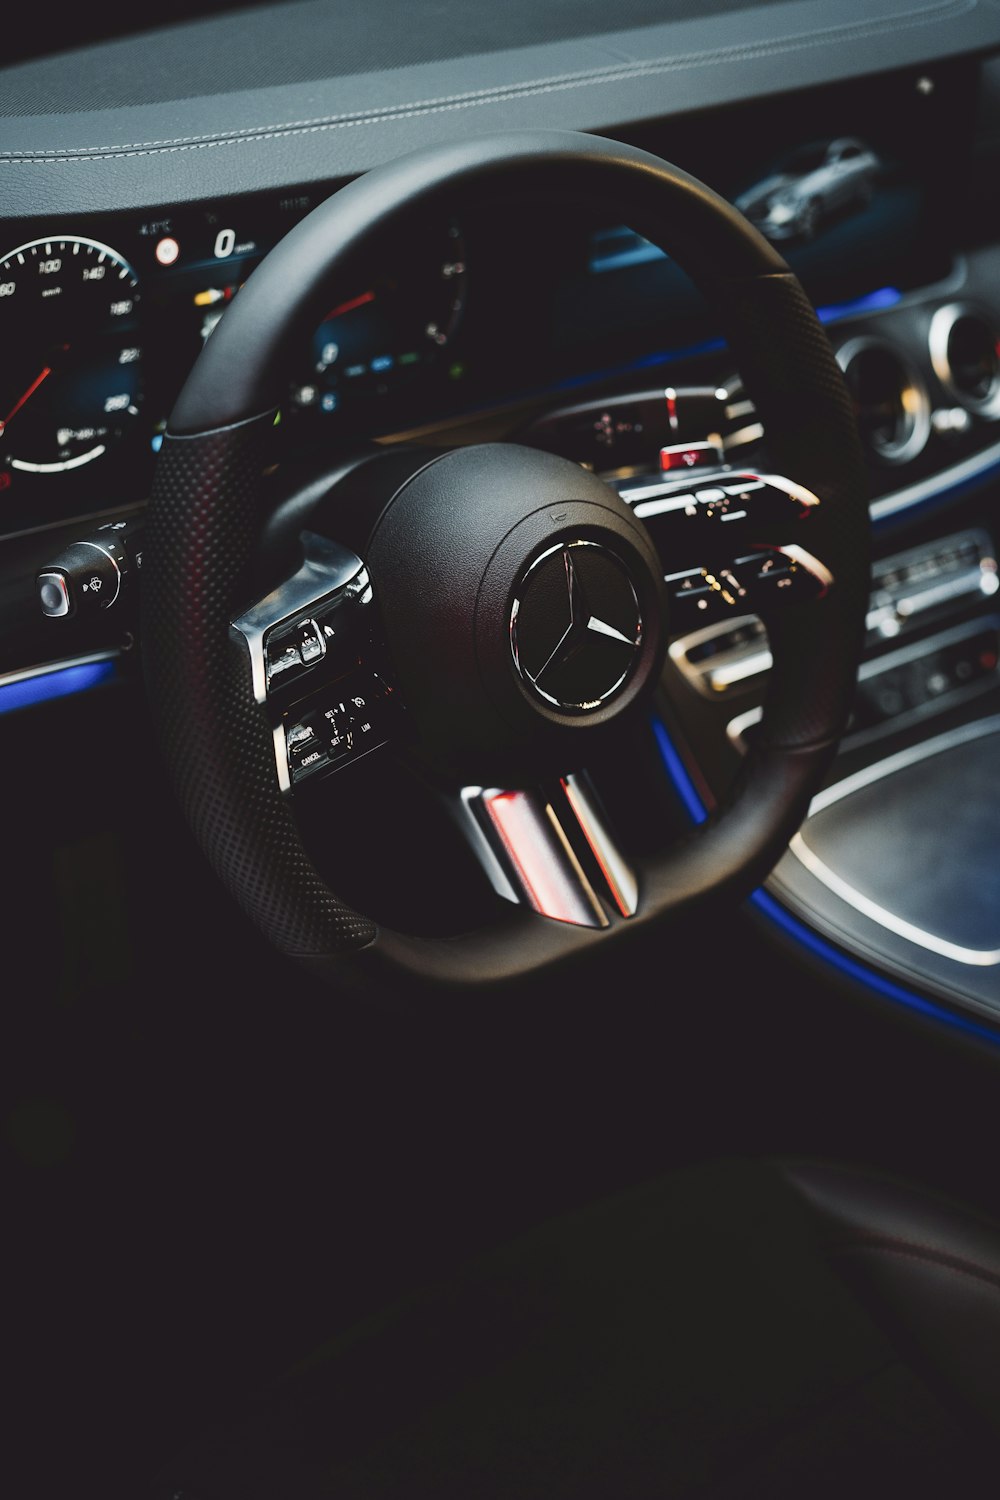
[2,0,998,216]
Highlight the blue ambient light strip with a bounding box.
[549,287,902,402]
[0,658,116,716]
[814,285,902,323]
[651,716,1000,1048]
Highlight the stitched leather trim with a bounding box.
[834,1236,1000,1295]
[0,0,973,165]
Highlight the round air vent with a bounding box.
[929,303,1000,419]
[837,337,931,466]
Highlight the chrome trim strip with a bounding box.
[725,616,1000,748]
[778,543,833,591]
[870,436,1000,521]
[728,674,999,754]
[230,532,365,704]
[543,803,608,927]
[620,478,686,503]
[667,613,763,693]
[459,777,638,928]
[859,614,999,678]
[623,402,1000,529]
[709,648,773,692]
[458,787,521,906]
[787,716,1000,967]
[562,773,638,918]
[726,705,763,747]
[273,722,291,794]
[0,649,118,689]
[895,570,993,618]
[475,787,609,929]
[632,492,696,520]
[754,472,821,510]
[721,421,764,450]
[806,714,1000,817]
[37,571,71,618]
[725,399,756,421]
[788,832,1000,967]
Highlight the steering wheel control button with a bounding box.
[37,571,72,618]
[35,518,144,624]
[664,566,719,623]
[35,523,140,618]
[282,671,395,787]
[266,635,303,683]
[732,546,832,604]
[264,616,332,688]
[626,472,820,545]
[510,541,642,713]
[298,619,325,664]
[232,533,371,704]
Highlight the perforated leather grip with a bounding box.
[142,131,869,985]
[143,418,376,956]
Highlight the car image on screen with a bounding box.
[735,136,880,241]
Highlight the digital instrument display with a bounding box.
[0,189,468,534]
[0,58,976,539]
[0,236,143,482]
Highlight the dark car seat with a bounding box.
[153,1158,1000,1497]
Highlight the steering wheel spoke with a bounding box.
[458,772,638,929]
[231,531,404,793]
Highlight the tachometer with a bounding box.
[0,235,142,477]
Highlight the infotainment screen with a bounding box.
[554,57,976,362]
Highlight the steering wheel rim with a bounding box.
[142,130,869,992]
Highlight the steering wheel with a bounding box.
[142,132,869,993]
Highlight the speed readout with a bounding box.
[0,235,143,477]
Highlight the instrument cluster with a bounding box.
[0,187,468,536]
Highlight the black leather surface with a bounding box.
[2,0,998,218]
[784,1159,1000,1442]
[142,417,376,956]
[6,0,798,84]
[151,1158,1000,1497]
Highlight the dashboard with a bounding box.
[11,9,1000,1494]
[0,54,981,542]
[4,0,1000,1026]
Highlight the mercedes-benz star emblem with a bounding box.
[510,540,643,712]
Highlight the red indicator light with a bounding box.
[155,236,180,266]
[660,444,719,473]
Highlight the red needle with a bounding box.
[325,289,376,320]
[0,365,52,435]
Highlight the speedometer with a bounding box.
[0,235,142,477]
